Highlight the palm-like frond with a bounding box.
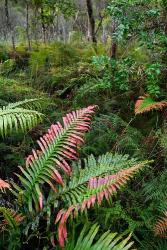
[5,98,44,110]
[0,99,44,137]
[12,105,97,212]
[0,207,24,230]
[135,95,167,114]
[154,212,167,238]
[56,161,149,247]
[65,223,135,250]
[68,153,138,189]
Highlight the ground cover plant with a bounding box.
[0,0,167,249]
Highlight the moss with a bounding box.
[0,76,46,102]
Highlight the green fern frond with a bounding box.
[143,169,167,203]
[5,98,44,110]
[0,207,24,230]
[60,153,144,206]
[65,223,135,250]
[0,106,44,137]
[60,161,148,210]
[71,153,138,184]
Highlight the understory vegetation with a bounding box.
[0,0,167,249]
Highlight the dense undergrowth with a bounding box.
[0,38,167,249]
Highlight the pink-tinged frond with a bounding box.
[135,94,167,114]
[56,207,76,248]
[55,162,146,247]
[1,208,25,226]
[154,211,167,238]
[0,179,10,190]
[15,106,97,212]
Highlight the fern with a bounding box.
[65,223,135,250]
[55,161,149,247]
[154,211,167,238]
[0,207,24,230]
[60,154,146,206]
[5,106,151,248]
[12,105,97,212]
[135,95,167,114]
[6,98,44,110]
[84,114,144,157]
[0,99,44,137]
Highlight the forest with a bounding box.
[0,0,167,249]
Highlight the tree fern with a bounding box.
[65,223,135,250]
[135,95,167,114]
[0,99,44,137]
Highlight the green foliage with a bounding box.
[65,223,134,250]
[29,43,80,80]
[145,63,161,97]
[0,76,47,102]
[0,59,16,75]
[0,0,167,248]
[0,98,44,137]
[82,114,144,157]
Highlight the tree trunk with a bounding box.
[4,0,15,50]
[26,2,31,50]
[110,21,117,59]
[86,0,97,44]
[110,42,117,59]
[41,6,46,44]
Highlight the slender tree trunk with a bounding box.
[26,2,31,50]
[41,6,46,44]
[4,0,15,50]
[110,21,117,59]
[110,42,117,59]
[86,0,97,44]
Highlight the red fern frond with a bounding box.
[0,179,10,190]
[55,162,146,247]
[135,95,167,114]
[154,211,167,238]
[14,105,97,212]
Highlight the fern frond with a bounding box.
[69,153,138,187]
[65,223,134,250]
[0,207,24,230]
[60,154,146,207]
[13,106,97,212]
[55,161,149,247]
[6,98,44,110]
[0,179,10,190]
[0,106,44,137]
[154,211,167,238]
[135,95,167,114]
